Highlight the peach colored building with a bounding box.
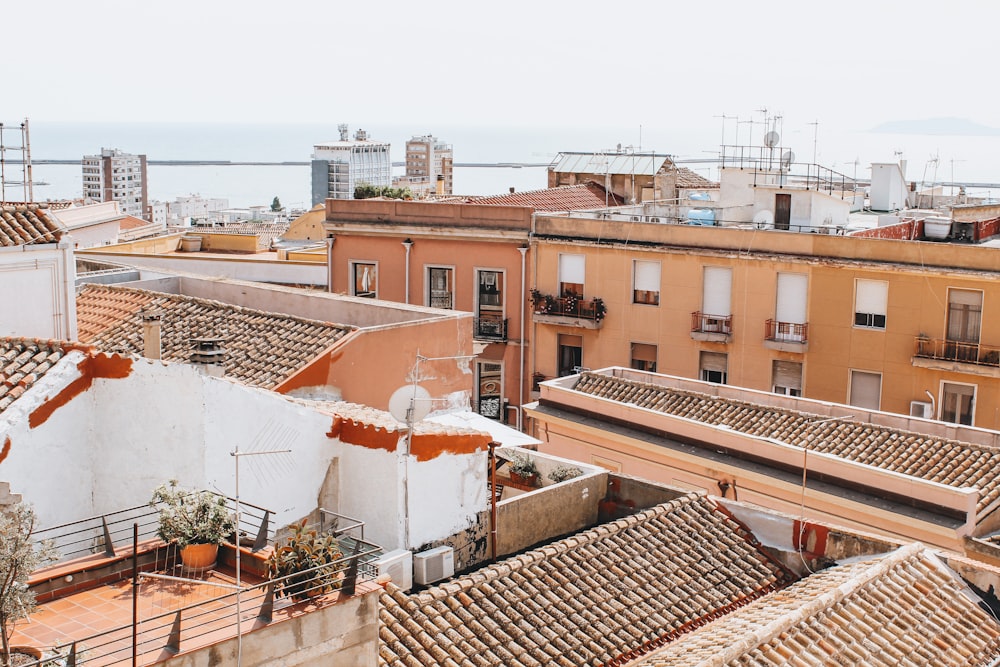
[528,211,1000,430]
[526,368,1000,553]
[318,188,616,429]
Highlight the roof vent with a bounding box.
[189,336,226,377]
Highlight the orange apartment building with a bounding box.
[318,185,623,428]
[322,198,533,427]
[528,211,1000,430]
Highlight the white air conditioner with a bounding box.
[413,545,454,585]
[375,549,413,592]
[910,400,933,419]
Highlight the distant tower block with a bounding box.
[82,148,148,219]
[311,125,392,205]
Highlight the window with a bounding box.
[854,279,888,329]
[774,272,808,341]
[947,289,982,343]
[351,262,377,298]
[631,343,657,372]
[427,266,454,309]
[848,370,881,410]
[772,360,803,396]
[477,270,503,310]
[558,334,583,377]
[559,253,585,298]
[477,361,503,421]
[941,382,975,425]
[699,351,728,384]
[633,260,660,305]
[703,266,732,319]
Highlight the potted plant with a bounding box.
[267,521,345,602]
[0,502,56,667]
[548,465,583,483]
[508,453,539,486]
[150,480,235,572]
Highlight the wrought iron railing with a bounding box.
[765,319,808,343]
[33,492,276,562]
[531,291,606,322]
[914,337,1000,367]
[474,315,508,341]
[691,312,733,335]
[31,535,382,666]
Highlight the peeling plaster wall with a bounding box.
[0,352,94,527]
[2,355,340,532]
[335,439,405,551]
[408,450,487,550]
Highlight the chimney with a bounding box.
[140,310,162,360]
[189,337,226,377]
[436,174,445,196]
[509,187,515,194]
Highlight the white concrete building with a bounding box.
[0,204,76,340]
[870,161,912,212]
[81,148,148,219]
[311,125,391,205]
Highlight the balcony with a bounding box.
[913,336,1000,378]
[474,314,508,341]
[429,293,453,309]
[691,312,732,343]
[531,290,606,329]
[764,319,808,352]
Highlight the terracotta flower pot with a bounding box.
[7,646,42,666]
[510,471,539,487]
[181,543,219,572]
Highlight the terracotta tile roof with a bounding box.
[75,284,353,389]
[469,183,623,211]
[571,372,1000,515]
[0,204,64,247]
[673,167,718,189]
[117,216,151,231]
[378,493,794,667]
[625,543,1000,666]
[196,223,288,250]
[0,338,77,414]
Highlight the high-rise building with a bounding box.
[82,148,148,219]
[403,134,453,195]
[311,125,391,205]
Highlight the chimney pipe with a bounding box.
[189,336,226,377]
[436,174,445,196]
[509,187,515,194]
[140,310,162,360]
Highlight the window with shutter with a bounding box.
[699,351,728,384]
[941,382,975,425]
[854,279,888,329]
[633,260,660,305]
[559,254,585,297]
[630,342,657,372]
[848,370,881,410]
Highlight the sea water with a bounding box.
[10,121,1000,209]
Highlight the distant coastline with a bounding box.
[32,159,549,168]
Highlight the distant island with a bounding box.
[870,117,1000,136]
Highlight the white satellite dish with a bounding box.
[388,384,432,424]
[753,210,775,229]
[763,131,780,148]
[781,151,795,168]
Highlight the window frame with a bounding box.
[848,369,882,411]
[632,260,661,306]
[350,260,378,298]
[940,380,976,426]
[426,265,455,309]
[853,278,888,330]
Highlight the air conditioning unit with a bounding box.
[413,545,454,585]
[910,400,933,419]
[375,549,413,592]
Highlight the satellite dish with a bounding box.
[388,385,431,424]
[753,210,775,229]
[763,131,780,148]
[781,151,795,168]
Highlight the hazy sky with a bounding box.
[6,0,996,131]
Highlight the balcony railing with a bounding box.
[474,314,508,341]
[691,312,733,335]
[765,319,808,343]
[429,292,453,309]
[531,290,607,322]
[914,337,1000,367]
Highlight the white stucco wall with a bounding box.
[336,442,405,551]
[75,252,327,286]
[407,450,486,550]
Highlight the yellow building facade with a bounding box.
[529,214,1000,430]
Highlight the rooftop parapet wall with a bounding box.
[325,199,533,231]
[533,213,1000,274]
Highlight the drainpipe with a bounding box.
[402,238,413,304]
[518,245,527,431]
[489,441,498,562]
[325,237,335,293]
